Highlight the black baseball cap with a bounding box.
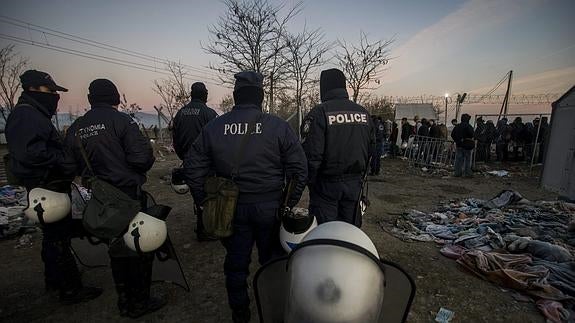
[234,71,264,91]
[20,70,68,92]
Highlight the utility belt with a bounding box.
[237,190,282,204]
[317,173,363,183]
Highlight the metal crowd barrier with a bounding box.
[403,135,458,169]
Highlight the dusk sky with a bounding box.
[1,0,574,113]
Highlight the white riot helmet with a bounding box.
[24,188,71,224]
[123,212,168,253]
[284,222,384,323]
[280,208,318,253]
[171,167,189,194]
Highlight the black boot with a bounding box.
[128,296,167,319]
[111,256,131,316]
[47,239,102,304]
[60,286,103,305]
[232,307,251,323]
[127,254,166,318]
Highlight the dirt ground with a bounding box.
[0,155,556,323]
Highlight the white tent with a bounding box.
[394,103,437,122]
[394,104,438,146]
[541,86,575,201]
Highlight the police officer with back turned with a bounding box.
[5,70,103,304]
[172,82,218,241]
[301,68,375,226]
[65,79,163,318]
[184,71,308,323]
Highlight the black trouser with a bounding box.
[222,200,284,310]
[109,185,156,312]
[41,216,83,294]
[24,182,82,296]
[109,250,155,311]
[309,175,363,226]
[496,142,508,161]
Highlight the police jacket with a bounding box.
[65,103,155,188]
[184,104,307,206]
[172,99,218,160]
[301,89,375,184]
[5,93,75,189]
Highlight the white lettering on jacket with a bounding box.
[223,123,263,135]
[77,123,106,139]
[326,112,368,126]
[181,108,200,116]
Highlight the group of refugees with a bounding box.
[5,67,375,322]
[400,116,448,145]
[474,116,549,163]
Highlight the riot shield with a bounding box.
[253,257,415,323]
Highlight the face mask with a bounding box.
[26,91,60,116]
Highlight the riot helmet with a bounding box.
[171,167,189,194]
[24,188,71,224]
[279,207,318,253]
[123,211,167,253]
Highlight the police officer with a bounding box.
[5,70,102,304]
[65,79,164,318]
[301,68,375,226]
[184,71,307,323]
[172,82,218,241]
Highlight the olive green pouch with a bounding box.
[202,176,239,238]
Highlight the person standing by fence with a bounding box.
[451,114,475,177]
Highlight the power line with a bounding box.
[0,33,222,86]
[0,15,220,78]
[0,33,223,86]
[471,71,510,103]
[0,15,217,75]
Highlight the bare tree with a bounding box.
[203,0,302,110]
[218,94,235,114]
[0,45,28,121]
[118,93,142,118]
[360,94,394,120]
[336,32,394,102]
[273,88,297,119]
[283,26,331,136]
[152,61,190,121]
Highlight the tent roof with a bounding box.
[394,103,437,121]
[552,85,575,108]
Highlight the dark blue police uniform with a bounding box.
[301,68,375,226]
[184,71,307,323]
[5,70,101,304]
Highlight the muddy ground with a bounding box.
[0,156,556,323]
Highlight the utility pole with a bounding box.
[444,94,449,125]
[154,105,163,142]
[498,70,513,121]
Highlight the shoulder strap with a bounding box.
[74,118,95,177]
[231,112,263,179]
